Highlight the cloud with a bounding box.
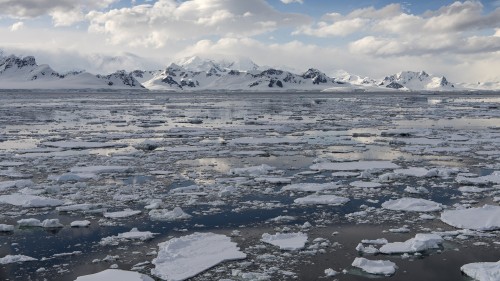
[10,22,25,32]
[0,0,117,26]
[280,0,303,4]
[86,0,310,48]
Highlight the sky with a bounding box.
[0,0,499,83]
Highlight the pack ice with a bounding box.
[440,205,500,231]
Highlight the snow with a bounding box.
[310,161,399,171]
[149,207,192,221]
[261,232,308,251]
[461,261,500,281]
[75,269,154,281]
[440,205,500,231]
[0,255,37,264]
[382,198,442,212]
[0,194,64,207]
[104,209,142,219]
[379,234,443,254]
[151,232,246,281]
[351,257,397,275]
[294,195,350,205]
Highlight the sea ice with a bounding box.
[0,255,37,264]
[70,220,91,227]
[75,269,154,281]
[17,218,42,227]
[440,205,500,231]
[349,181,382,188]
[351,257,397,275]
[69,166,132,174]
[310,161,399,171]
[281,182,340,192]
[382,198,442,212]
[151,232,246,281]
[0,224,14,232]
[461,261,500,281]
[42,141,127,149]
[229,164,275,176]
[0,194,64,207]
[294,195,350,205]
[261,232,308,251]
[149,207,192,221]
[41,219,63,228]
[104,209,142,219]
[379,234,443,254]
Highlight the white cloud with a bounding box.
[86,0,310,48]
[280,0,303,4]
[10,22,24,32]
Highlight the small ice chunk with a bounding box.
[394,167,433,177]
[70,166,132,174]
[356,243,379,254]
[57,203,101,212]
[324,268,338,277]
[310,161,399,171]
[440,205,500,231]
[379,234,443,254]
[0,194,64,208]
[350,181,382,188]
[104,209,141,219]
[461,261,500,281]
[282,182,340,192]
[361,238,388,245]
[261,232,308,251]
[0,179,33,190]
[41,219,63,228]
[133,140,160,151]
[255,177,292,184]
[71,220,91,227]
[0,224,14,232]
[17,218,42,227]
[75,269,154,281]
[294,195,349,205]
[229,164,275,176]
[404,186,429,194]
[0,255,37,264]
[382,198,442,212]
[42,141,127,149]
[149,207,192,221]
[351,257,397,275]
[151,232,246,281]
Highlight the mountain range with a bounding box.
[0,53,497,92]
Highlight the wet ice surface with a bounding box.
[0,91,499,281]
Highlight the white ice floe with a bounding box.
[349,181,382,188]
[394,167,433,177]
[41,219,63,228]
[0,194,64,208]
[0,179,33,190]
[356,243,380,254]
[461,261,500,281]
[71,220,91,227]
[379,234,443,254]
[57,203,101,212]
[75,269,154,281]
[0,224,14,232]
[361,238,388,245]
[104,209,142,219]
[310,161,399,171]
[17,218,42,227]
[261,232,308,251]
[294,195,350,205]
[229,164,275,176]
[255,177,292,184]
[440,205,500,231]
[382,198,442,212]
[351,257,397,275]
[456,172,500,185]
[100,228,157,246]
[70,166,132,174]
[281,182,340,192]
[404,186,430,194]
[324,268,338,277]
[151,232,246,281]
[0,255,37,264]
[149,207,192,221]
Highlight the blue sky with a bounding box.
[0,0,499,82]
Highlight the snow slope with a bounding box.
[379,71,455,91]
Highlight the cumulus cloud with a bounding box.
[86,0,310,48]
[0,0,117,26]
[10,22,25,32]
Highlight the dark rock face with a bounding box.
[302,68,329,84]
[161,76,182,89]
[386,82,404,89]
[99,70,144,88]
[0,55,37,72]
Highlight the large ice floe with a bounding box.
[379,233,443,254]
[75,269,154,281]
[381,198,442,212]
[440,205,500,231]
[310,161,399,171]
[151,232,246,281]
[0,194,64,207]
[261,232,308,250]
[294,194,350,205]
[461,261,500,281]
[0,255,37,264]
[351,257,397,275]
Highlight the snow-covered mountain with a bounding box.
[378,71,455,91]
[0,55,145,90]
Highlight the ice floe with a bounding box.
[0,255,37,264]
[281,182,340,192]
[440,205,500,231]
[351,257,397,275]
[75,269,154,281]
[379,234,443,254]
[70,220,91,227]
[103,209,142,219]
[0,224,15,232]
[461,261,500,281]
[261,232,308,251]
[310,161,399,171]
[151,232,246,281]
[382,198,442,212]
[0,194,64,207]
[294,195,350,205]
[149,207,192,221]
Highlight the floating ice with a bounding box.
[70,166,133,174]
[404,186,429,194]
[149,207,192,221]
[461,261,500,281]
[379,234,443,254]
[57,203,101,212]
[294,195,350,205]
[100,228,157,246]
[151,232,246,281]
[456,172,500,185]
[17,218,42,227]
[394,167,434,177]
[0,194,64,207]
[324,268,338,277]
[0,255,37,264]
[310,161,399,171]
[42,141,127,149]
[229,164,275,176]
[382,198,442,212]
[261,232,308,251]
[0,224,14,232]
[70,220,91,227]
[440,205,500,231]
[349,181,382,188]
[282,182,340,192]
[351,257,397,275]
[41,219,63,228]
[255,177,292,184]
[75,269,154,281]
[133,140,160,151]
[104,209,142,219]
[0,179,33,190]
